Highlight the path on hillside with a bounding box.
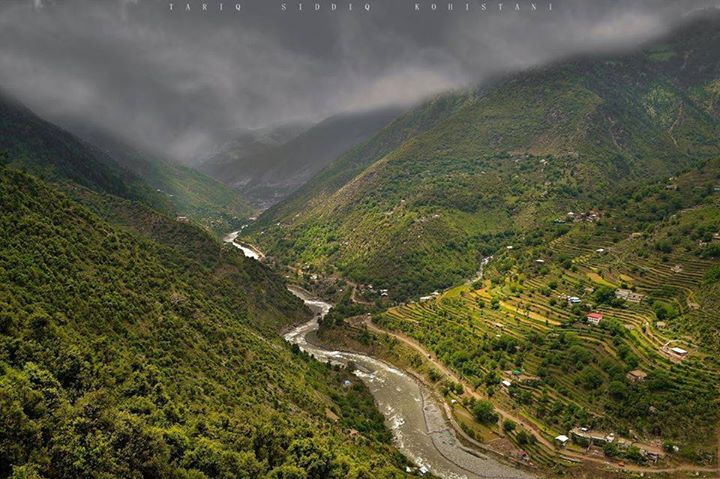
[361,317,719,476]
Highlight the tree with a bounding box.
[503,419,517,432]
[472,400,499,424]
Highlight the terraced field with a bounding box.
[374,195,720,469]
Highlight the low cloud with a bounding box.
[0,0,715,163]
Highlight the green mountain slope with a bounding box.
[67,125,257,234]
[248,14,720,300]
[199,107,404,208]
[0,92,168,212]
[0,165,407,478]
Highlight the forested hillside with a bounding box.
[62,124,257,234]
[247,14,720,300]
[0,93,168,212]
[0,165,408,478]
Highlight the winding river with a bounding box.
[285,287,533,479]
[224,234,532,478]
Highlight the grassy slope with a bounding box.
[0,165,408,479]
[248,15,720,300]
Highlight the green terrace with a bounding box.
[374,211,719,467]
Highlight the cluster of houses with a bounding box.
[420,290,441,302]
[553,210,602,224]
[555,428,666,463]
[362,284,389,297]
[567,210,601,223]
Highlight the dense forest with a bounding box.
[0,165,408,478]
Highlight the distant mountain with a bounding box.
[199,107,404,208]
[59,122,257,234]
[247,13,720,300]
[0,91,168,210]
[202,121,311,164]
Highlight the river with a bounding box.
[224,234,532,478]
[284,286,533,479]
[224,230,261,259]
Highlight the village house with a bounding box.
[670,346,688,357]
[567,296,581,305]
[626,369,647,383]
[615,288,644,303]
[555,435,570,448]
[570,428,616,447]
[586,312,603,325]
[501,379,512,389]
[176,215,189,223]
[670,264,683,273]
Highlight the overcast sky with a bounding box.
[0,0,716,163]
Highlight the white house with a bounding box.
[670,347,688,357]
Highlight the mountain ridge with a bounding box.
[246,13,720,300]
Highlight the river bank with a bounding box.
[284,286,534,479]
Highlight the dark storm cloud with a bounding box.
[0,0,716,162]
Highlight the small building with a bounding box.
[506,245,514,250]
[595,248,605,254]
[570,428,615,446]
[670,347,688,357]
[713,232,720,242]
[176,215,189,223]
[501,380,512,388]
[670,264,683,273]
[587,312,603,325]
[568,296,581,305]
[535,259,545,264]
[615,289,644,303]
[555,435,570,447]
[626,369,647,383]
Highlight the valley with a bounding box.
[229,13,720,479]
[2,4,720,479]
